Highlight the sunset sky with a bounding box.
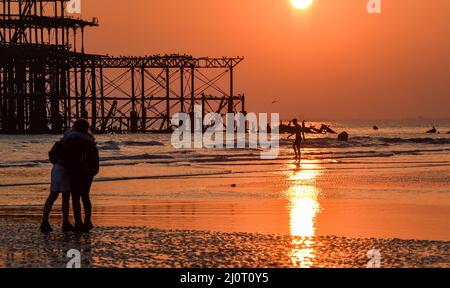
[81,0,450,120]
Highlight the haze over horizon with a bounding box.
[81,0,449,121]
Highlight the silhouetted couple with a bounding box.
[41,119,99,233]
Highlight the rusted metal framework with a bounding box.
[0,0,245,133]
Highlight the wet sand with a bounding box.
[1,159,449,241]
[1,147,449,267]
[0,222,448,268]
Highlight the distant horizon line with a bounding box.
[278,117,450,123]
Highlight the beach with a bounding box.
[1,223,449,268]
[0,121,450,268]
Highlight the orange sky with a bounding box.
[81,0,450,120]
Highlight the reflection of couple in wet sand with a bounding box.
[287,119,306,164]
[41,119,100,233]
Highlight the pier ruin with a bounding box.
[0,0,245,134]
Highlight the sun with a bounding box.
[290,0,314,10]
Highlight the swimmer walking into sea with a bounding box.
[287,119,306,163]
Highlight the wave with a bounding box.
[97,140,165,151]
[0,171,234,188]
[102,136,450,152]
[4,162,450,188]
[304,147,450,156]
[0,160,48,168]
[121,140,164,147]
[100,153,173,162]
[1,146,450,169]
[98,141,121,151]
[280,136,450,148]
[1,135,449,169]
[376,137,450,145]
[0,153,174,169]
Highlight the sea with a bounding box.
[1,120,449,174]
[0,119,449,238]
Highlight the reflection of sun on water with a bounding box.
[289,186,319,237]
[285,162,321,268]
[290,0,314,10]
[289,163,318,182]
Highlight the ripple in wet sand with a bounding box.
[0,223,448,268]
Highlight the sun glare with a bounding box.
[290,0,314,10]
[285,162,322,268]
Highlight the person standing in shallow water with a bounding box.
[287,119,306,163]
[63,119,100,232]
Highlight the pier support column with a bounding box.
[91,63,97,132]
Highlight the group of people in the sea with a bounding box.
[41,119,99,233]
[280,122,336,134]
[426,126,449,134]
